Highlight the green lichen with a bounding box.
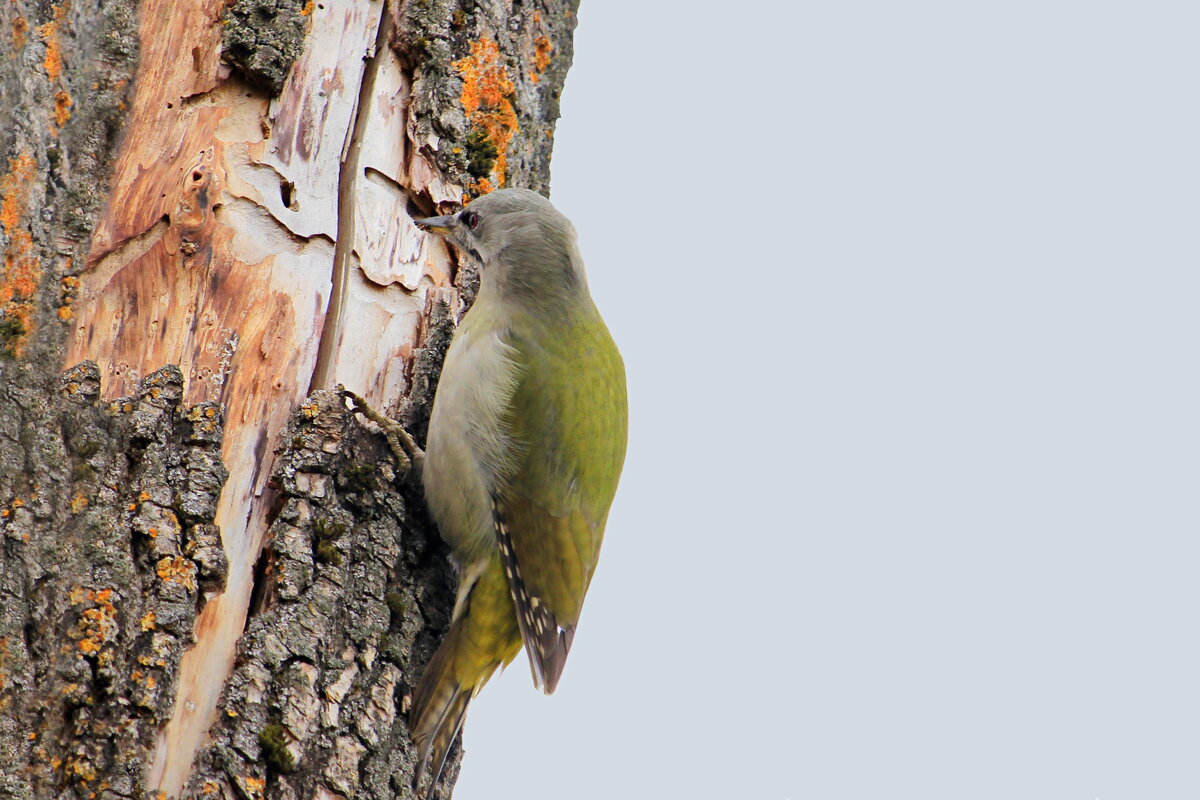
[465,128,498,180]
[385,592,407,621]
[258,723,295,773]
[313,517,345,540]
[341,463,377,493]
[0,316,25,359]
[315,541,342,566]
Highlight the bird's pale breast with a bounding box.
[422,307,521,565]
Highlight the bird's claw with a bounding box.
[339,385,424,474]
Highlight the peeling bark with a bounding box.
[0,1,579,798]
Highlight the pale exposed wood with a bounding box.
[311,11,460,399]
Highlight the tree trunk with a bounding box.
[0,1,578,798]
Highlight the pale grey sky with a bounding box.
[456,2,1200,799]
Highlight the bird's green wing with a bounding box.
[493,305,627,693]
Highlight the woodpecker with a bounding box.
[363,188,627,796]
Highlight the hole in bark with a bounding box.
[192,171,202,182]
[406,195,443,221]
[191,47,202,73]
[246,544,273,625]
[166,102,173,109]
[280,180,296,210]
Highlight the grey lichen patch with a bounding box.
[221,0,311,94]
[182,389,460,799]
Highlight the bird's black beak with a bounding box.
[414,215,457,235]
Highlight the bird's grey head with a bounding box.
[415,188,587,305]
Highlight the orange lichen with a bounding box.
[11,16,28,51]
[64,756,97,783]
[156,556,197,590]
[531,35,553,83]
[44,5,67,74]
[75,588,118,657]
[69,493,88,513]
[53,89,72,127]
[58,268,77,321]
[139,611,156,631]
[36,8,64,82]
[299,0,314,15]
[456,38,513,112]
[0,154,35,235]
[453,38,518,190]
[1,227,37,296]
[0,153,39,356]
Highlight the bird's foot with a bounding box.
[340,386,424,474]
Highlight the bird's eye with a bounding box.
[461,211,480,230]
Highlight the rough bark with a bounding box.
[0,1,579,798]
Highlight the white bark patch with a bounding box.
[324,735,367,798]
[282,662,321,766]
[322,662,360,728]
[355,664,402,747]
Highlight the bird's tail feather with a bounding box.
[411,618,473,798]
[410,555,522,798]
